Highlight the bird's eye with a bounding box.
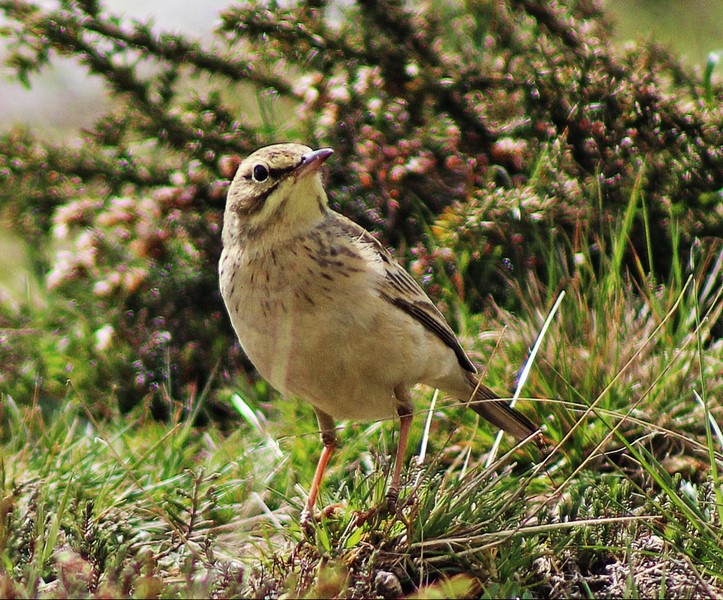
[253,164,269,182]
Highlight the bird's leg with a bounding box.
[305,434,335,512]
[386,387,413,510]
[301,409,336,529]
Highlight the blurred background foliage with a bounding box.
[0,0,721,419]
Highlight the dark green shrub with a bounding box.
[0,0,720,413]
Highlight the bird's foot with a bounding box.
[300,507,315,535]
[300,503,347,535]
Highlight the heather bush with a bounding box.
[0,0,720,413]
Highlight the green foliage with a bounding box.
[0,0,721,596]
[0,395,279,597]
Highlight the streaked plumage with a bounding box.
[219,143,539,521]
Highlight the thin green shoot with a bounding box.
[486,289,566,467]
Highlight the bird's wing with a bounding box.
[331,212,542,443]
[334,214,476,373]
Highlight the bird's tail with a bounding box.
[463,371,539,441]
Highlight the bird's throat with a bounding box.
[242,174,329,249]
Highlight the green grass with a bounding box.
[1,206,722,597]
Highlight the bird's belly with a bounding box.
[226,291,433,420]
[220,249,462,422]
[236,294,403,419]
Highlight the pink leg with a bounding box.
[387,396,413,508]
[301,410,336,527]
[305,434,335,513]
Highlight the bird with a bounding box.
[218,143,540,523]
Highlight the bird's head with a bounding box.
[224,143,334,244]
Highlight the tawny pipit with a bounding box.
[219,143,539,520]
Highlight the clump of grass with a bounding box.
[0,389,300,597]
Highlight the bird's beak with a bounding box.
[297,148,334,174]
